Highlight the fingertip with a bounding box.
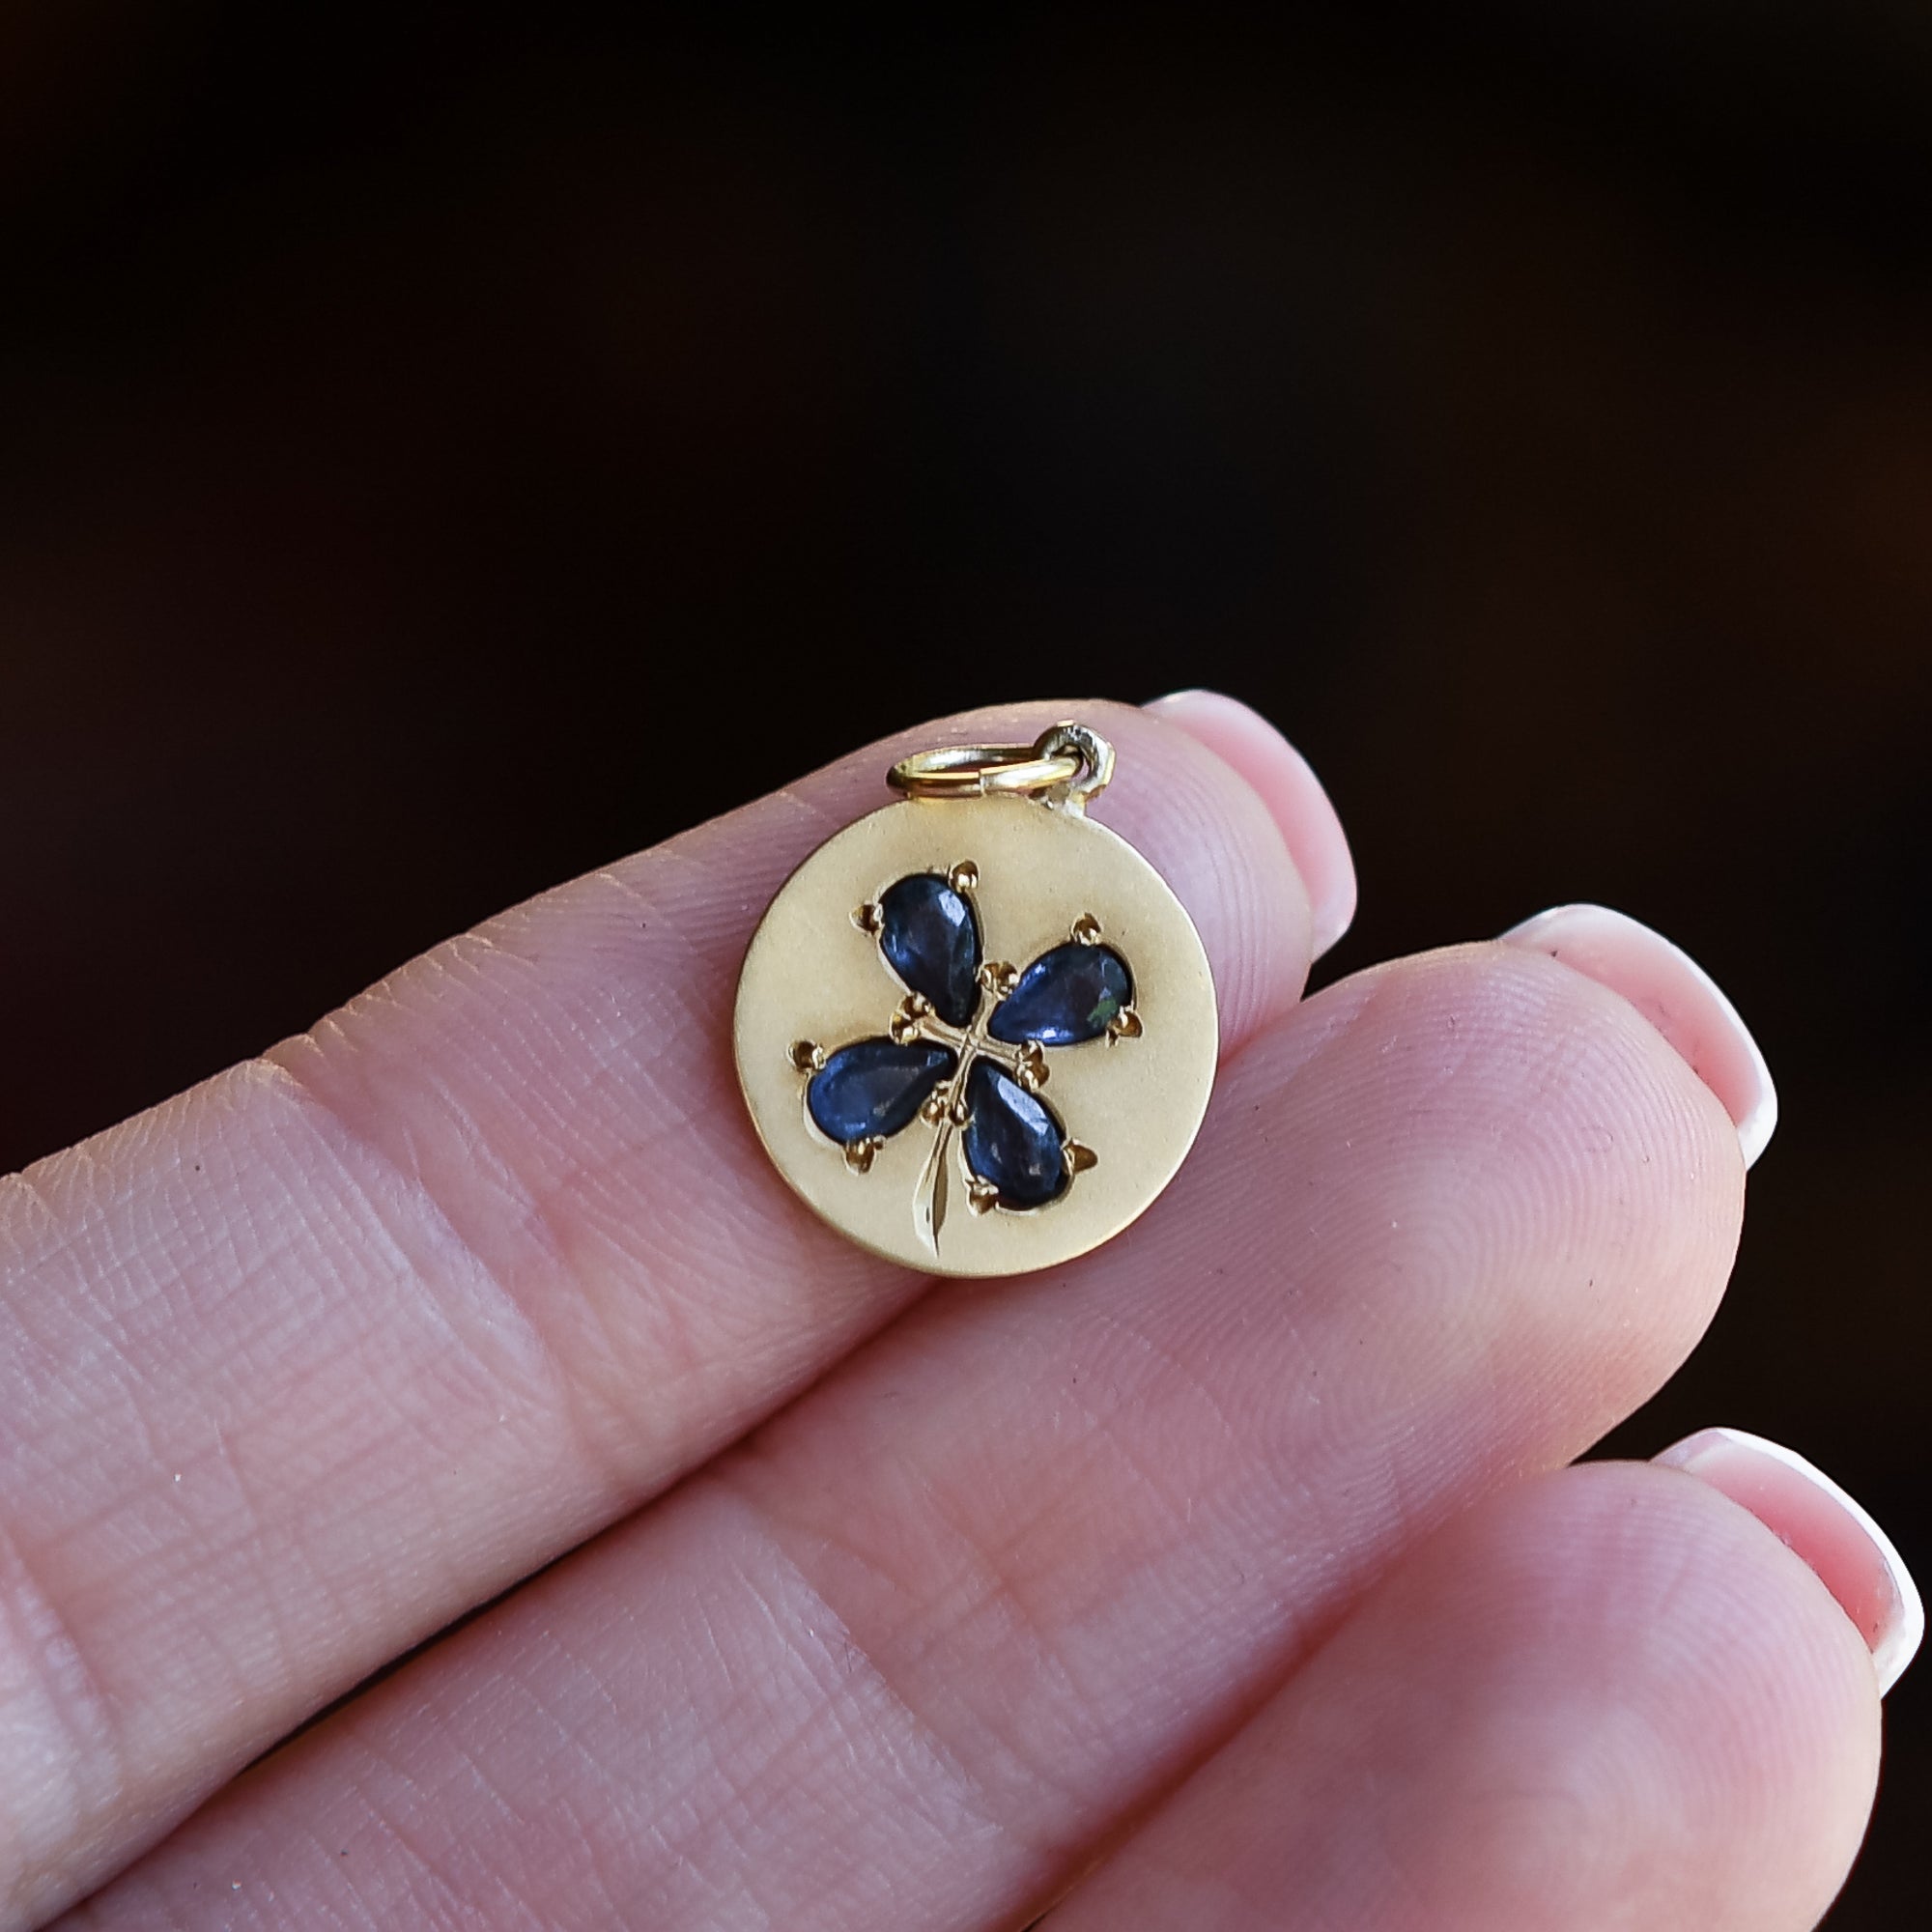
[1046,1459,1883,1932]
[1656,1427,1924,1697]
[1144,690,1357,959]
[1498,903,1777,1169]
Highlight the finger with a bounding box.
[1500,903,1778,1167]
[1048,1453,1898,1932]
[69,922,1754,1930]
[1145,690,1355,958]
[0,696,1333,1926]
[1653,1426,1923,1695]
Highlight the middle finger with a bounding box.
[75,935,1747,1931]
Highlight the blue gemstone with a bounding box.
[961,1060,1067,1208]
[878,873,981,1027]
[808,1038,956,1144]
[987,943,1133,1046]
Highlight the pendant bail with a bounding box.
[887,722,1115,812]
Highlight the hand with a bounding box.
[1,695,1914,1930]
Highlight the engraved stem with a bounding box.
[914,1044,977,1252]
[916,1114,954,1250]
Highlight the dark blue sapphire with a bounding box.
[877,873,981,1026]
[961,1060,1067,1208]
[987,943,1133,1046]
[807,1038,956,1144]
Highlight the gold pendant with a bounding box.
[734,723,1217,1277]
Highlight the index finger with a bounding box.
[0,694,1337,1924]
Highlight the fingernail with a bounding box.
[1498,904,1776,1168]
[1656,1427,1924,1696]
[1146,690,1357,960]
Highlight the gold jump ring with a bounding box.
[888,723,1114,810]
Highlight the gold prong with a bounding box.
[853,901,883,934]
[842,1137,882,1174]
[919,1090,950,1124]
[1107,1007,1144,1042]
[949,1095,972,1126]
[788,1039,826,1073]
[1071,912,1103,946]
[1063,1140,1097,1175]
[978,960,1019,997]
[889,993,934,1043]
[967,1177,1001,1214]
[948,861,979,894]
[1014,1040,1048,1090]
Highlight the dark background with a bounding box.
[2,4,1926,1920]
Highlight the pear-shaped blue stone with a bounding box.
[807,1038,956,1145]
[961,1060,1067,1207]
[878,873,981,1026]
[987,942,1133,1046]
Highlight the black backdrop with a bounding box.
[2,6,1927,1922]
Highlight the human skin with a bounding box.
[0,693,1916,1930]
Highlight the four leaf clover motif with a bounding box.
[788,863,1141,1244]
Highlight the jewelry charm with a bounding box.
[734,723,1217,1276]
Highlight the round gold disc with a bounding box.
[734,792,1217,1277]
